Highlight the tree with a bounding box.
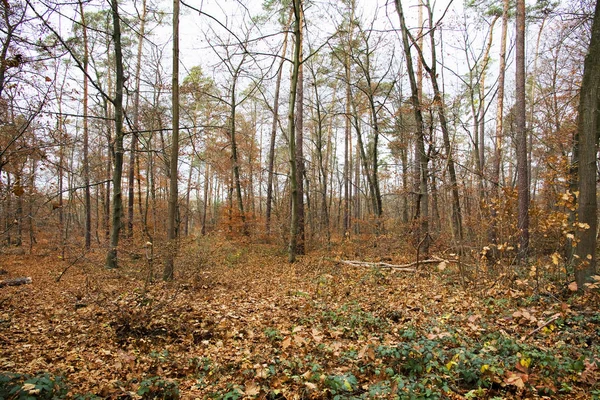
[491,0,510,246]
[294,0,306,254]
[573,0,600,290]
[288,0,302,263]
[265,10,293,235]
[78,0,92,250]
[163,0,179,280]
[103,0,126,269]
[127,0,148,240]
[411,0,463,242]
[395,0,430,254]
[515,0,529,258]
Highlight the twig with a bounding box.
[527,313,561,337]
[56,253,88,282]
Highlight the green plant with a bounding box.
[264,327,282,341]
[324,373,358,395]
[137,376,179,400]
[0,372,68,400]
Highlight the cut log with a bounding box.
[0,277,32,288]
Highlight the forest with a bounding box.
[0,0,599,398]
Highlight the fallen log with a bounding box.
[0,277,32,288]
[335,258,446,272]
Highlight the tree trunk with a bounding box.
[266,12,292,236]
[163,0,179,280]
[515,0,529,258]
[395,0,429,254]
[288,0,302,263]
[490,0,509,246]
[127,0,147,240]
[105,0,126,269]
[295,1,305,254]
[79,0,91,250]
[574,0,600,290]
[414,1,462,242]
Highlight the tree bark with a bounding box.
[490,0,509,246]
[395,0,429,254]
[105,0,125,270]
[515,0,529,258]
[127,0,147,240]
[79,0,91,250]
[574,0,600,290]
[295,1,305,254]
[163,0,179,280]
[288,0,302,263]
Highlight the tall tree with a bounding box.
[78,0,91,250]
[164,0,180,280]
[491,0,509,246]
[127,0,147,239]
[105,0,126,269]
[395,0,430,254]
[288,0,302,263]
[265,10,292,235]
[294,0,306,254]
[573,0,600,290]
[412,0,463,242]
[515,0,529,258]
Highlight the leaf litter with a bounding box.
[0,238,598,399]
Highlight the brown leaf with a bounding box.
[243,382,260,396]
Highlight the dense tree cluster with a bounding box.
[0,0,598,288]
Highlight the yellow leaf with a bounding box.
[343,378,353,391]
[481,364,490,373]
[520,358,531,368]
[446,361,456,370]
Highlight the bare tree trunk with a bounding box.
[127,0,147,240]
[184,155,193,236]
[79,0,91,250]
[28,158,36,253]
[288,0,302,263]
[395,0,429,254]
[411,0,462,242]
[163,0,179,280]
[343,2,355,235]
[477,16,498,201]
[201,163,209,235]
[490,0,509,246]
[573,0,600,290]
[515,0,529,258]
[295,2,305,254]
[266,14,292,235]
[105,0,126,269]
[230,74,247,234]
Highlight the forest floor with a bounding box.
[0,234,599,399]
